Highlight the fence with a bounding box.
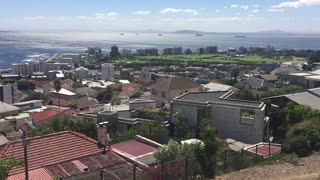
[62,141,283,180]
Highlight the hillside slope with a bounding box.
[217,153,320,180]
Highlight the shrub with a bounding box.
[282,135,312,157]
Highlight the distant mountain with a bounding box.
[173,29,305,36]
[254,30,294,35]
[175,30,211,34]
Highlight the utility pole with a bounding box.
[21,130,30,180]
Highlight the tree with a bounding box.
[54,79,62,109]
[194,126,220,178]
[111,129,137,144]
[0,157,22,179]
[110,96,121,106]
[174,113,191,138]
[138,114,168,143]
[22,92,49,104]
[235,89,257,101]
[154,140,193,161]
[309,50,320,63]
[28,116,98,140]
[129,91,143,99]
[96,86,113,103]
[17,80,35,91]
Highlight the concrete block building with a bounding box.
[170,91,269,144]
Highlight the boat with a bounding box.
[120,33,124,35]
[195,34,203,36]
[136,33,139,35]
[234,35,246,38]
[158,34,162,36]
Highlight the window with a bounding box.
[162,91,166,97]
[152,89,157,95]
[240,110,255,125]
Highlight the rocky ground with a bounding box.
[217,153,320,180]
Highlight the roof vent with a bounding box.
[83,166,89,172]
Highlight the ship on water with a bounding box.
[195,34,203,36]
[234,35,246,38]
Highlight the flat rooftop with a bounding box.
[175,91,263,108]
[285,92,320,109]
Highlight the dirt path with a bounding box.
[217,154,320,180]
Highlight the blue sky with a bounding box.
[1,0,320,33]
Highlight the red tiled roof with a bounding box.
[7,168,53,180]
[150,76,200,91]
[111,140,158,158]
[31,109,77,125]
[0,131,101,175]
[118,84,139,97]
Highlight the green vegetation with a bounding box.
[260,85,303,99]
[138,114,169,143]
[129,91,143,99]
[22,92,49,104]
[269,102,320,157]
[309,50,320,63]
[28,116,97,139]
[0,157,22,179]
[96,86,113,103]
[110,129,137,144]
[17,80,35,91]
[72,81,86,88]
[115,54,289,67]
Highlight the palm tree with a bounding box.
[54,79,62,109]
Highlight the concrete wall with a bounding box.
[173,104,198,127]
[129,101,156,111]
[172,102,265,144]
[209,105,265,144]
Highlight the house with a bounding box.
[150,76,201,107]
[13,100,44,112]
[0,101,20,118]
[201,81,236,92]
[258,74,278,83]
[1,131,134,180]
[267,89,320,110]
[235,77,275,90]
[73,87,98,97]
[111,135,163,166]
[170,91,268,144]
[29,108,77,127]
[50,88,77,101]
[270,67,299,76]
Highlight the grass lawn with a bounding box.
[116,54,290,66]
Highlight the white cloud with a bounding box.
[107,12,118,16]
[216,10,221,13]
[134,11,151,15]
[23,16,46,20]
[240,5,249,10]
[268,9,285,12]
[273,0,320,8]
[248,14,255,17]
[254,4,260,8]
[160,8,198,15]
[230,4,239,8]
[224,6,228,9]
[95,13,104,16]
[252,9,260,13]
[161,17,242,22]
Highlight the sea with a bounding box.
[1,31,320,69]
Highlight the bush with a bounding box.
[282,136,312,157]
[129,91,143,99]
[17,80,35,91]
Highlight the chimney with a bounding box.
[97,122,109,154]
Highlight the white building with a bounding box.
[102,63,114,81]
[74,66,89,80]
[0,83,19,104]
[11,61,71,76]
